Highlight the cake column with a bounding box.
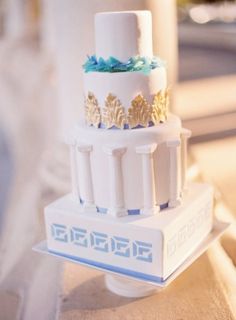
[77,144,96,213]
[167,140,181,208]
[146,0,178,97]
[136,144,159,215]
[5,0,29,39]
[69,140,80,201]
[181,128,192,192]
[103,146,126,218]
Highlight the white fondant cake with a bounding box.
[95,11,153,61]
[45,183,213,281]
[44,11,214,288]
[68,115,182,216]
[83,67,167,112]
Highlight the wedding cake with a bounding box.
[44,11,213,285]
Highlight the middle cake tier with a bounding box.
[68,114,190,217]
[83,66,167,129]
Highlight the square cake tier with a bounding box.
[44,183,213,282]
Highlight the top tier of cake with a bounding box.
[95,11,153,61]
[83,11,168,130]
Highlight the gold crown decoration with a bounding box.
[128,94,152,128]
[85,92,101,128]
[102,93,126,129]
[151,89,169,124]
[84,89,169,129]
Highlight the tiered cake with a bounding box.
[44,11,213,285]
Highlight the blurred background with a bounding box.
[0,0,235,319]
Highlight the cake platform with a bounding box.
[34,190,229,298]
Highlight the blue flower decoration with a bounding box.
[83,55,165,75]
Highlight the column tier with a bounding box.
[68,115,187,217]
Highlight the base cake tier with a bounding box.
[45,183,213,282]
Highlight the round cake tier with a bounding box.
[95,11,153,61]
[83,67,167,129]
[67,115,190,217]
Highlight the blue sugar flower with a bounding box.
[82,55,165,75]
[108,56,120,68]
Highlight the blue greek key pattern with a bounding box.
[51,224,68,242]
[70,227,88,247]
[51,223,153,263]
[111,236,130,257]
[167,200,212,258]
[133,241,153,263]
[90,232,109,252]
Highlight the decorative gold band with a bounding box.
[85,89,169,129]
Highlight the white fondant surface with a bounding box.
[68,115,182,211]
[95,11,153,61]
[44,183,213,281]
[83,67,167,110]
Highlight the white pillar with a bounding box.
[40,0,58,56]
[145,0,178,107]
[136,143,159,215]
[181,128,192,192]
[69,142,80,201]
[5,0,26,39]
[103,146,126,218]
[5,0,38,39]
[77,144,96,213]
[167,140,181,208]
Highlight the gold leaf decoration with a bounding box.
[85,92,101,128]
[102,94,126,129]
[84,89,169,130]
[151,89,169,124]
[127,94,152,128]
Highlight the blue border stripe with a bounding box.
[97,206,108,214]
[80,198,168,216]
[49,250,164,283]
[97,121,155,130]
[160,202,168,210]
[128,209,140,215]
